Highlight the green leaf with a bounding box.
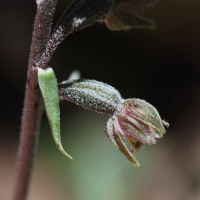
[38,67,72,159]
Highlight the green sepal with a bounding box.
[58,79,122,115]
[38,67,72,159]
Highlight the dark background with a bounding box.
[1,0,200,199]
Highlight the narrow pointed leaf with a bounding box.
[38,67,72,159]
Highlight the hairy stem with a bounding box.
[37,0,113,69]
[12,1,57,200]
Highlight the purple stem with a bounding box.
[37,25,72,69]
[11,1,57,200]
[12,0,113,199]
[37,0,114,69]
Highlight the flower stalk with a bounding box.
[12,1,57,200]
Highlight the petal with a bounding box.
[116,113,156,144]
[122,99,167,138]
[105,116,140,167]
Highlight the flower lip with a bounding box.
[105,115,140,167]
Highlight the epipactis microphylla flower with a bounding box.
[105,98,169,167]
[58,79,169,167]
[102,0,159,30]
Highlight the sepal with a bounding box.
[58,79,122,115]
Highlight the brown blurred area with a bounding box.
[0,0,200,200]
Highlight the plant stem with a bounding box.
[37,0,114,69]
[12,1,57,200]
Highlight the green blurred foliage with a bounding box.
[36,107,168,200]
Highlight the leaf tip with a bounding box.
[57,143,73,160]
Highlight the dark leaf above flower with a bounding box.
[103,0,159,30]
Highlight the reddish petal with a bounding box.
[122,99,167,138]
[116,114,156,144]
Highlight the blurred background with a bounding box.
[1,0,200,199]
